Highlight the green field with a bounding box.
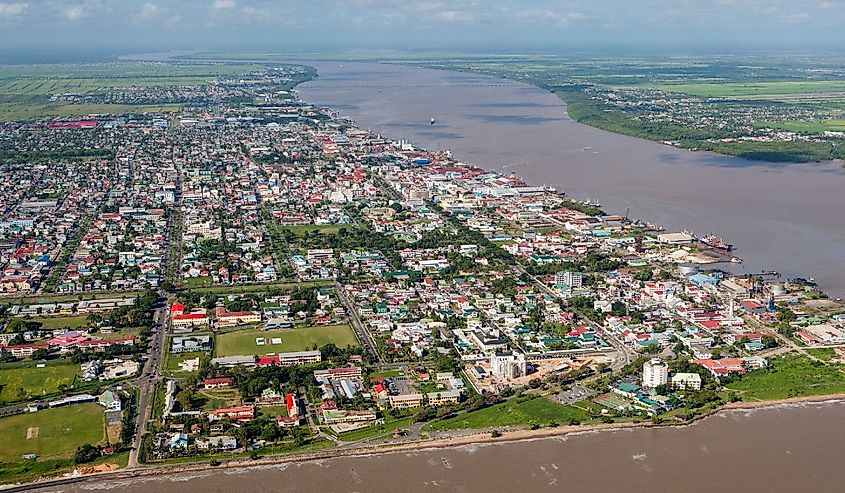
[0,103,179,122]
[725,354,845,401]
[164,350,207,375]
[639,80,845,99]
[0,404,107,463]
[283,224,348,235]
[29,315,89,330]
[184,280,332,296]
[0,363,79,402]
[755,119,845,134]
[428,396,589,431]
[215,324,358,357]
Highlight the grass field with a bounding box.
[755,119,845,134]
[428,396,589,431]
[198,388,242,411]
[215,324,358,357]
[638,80,845,99]
[0,362,79,402]
[0,291,144,306]
[184,280,332,296]
[164,350,207,375]
[282,224,348,235]
[0,404,106,462]
[725,354,845,401]
[0,103,179,122]
[29,315,89,330]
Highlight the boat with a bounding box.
[430,117,435,125]
[699,234,734,252]
[730,257,743,264]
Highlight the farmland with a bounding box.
[215,324,358,357]
[0,362,79,403]
[636,80,845,99]
[0,404,107,463]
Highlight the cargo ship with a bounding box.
[699,234,734,253]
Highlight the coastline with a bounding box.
[8,392,845,492]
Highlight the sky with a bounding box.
[0,0,843,55]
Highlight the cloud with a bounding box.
[0,2,27,18]
[62,5,86,20]
[212,0,236,10]
[137,2,159,19]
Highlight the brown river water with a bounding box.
[298,62,845,298]
[42,400,845,492]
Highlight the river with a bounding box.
[44,400,845,492]
[297,61,845,298]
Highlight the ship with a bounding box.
[430,117,435,125]
[699,234,734,252]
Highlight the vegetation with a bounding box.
[428,396,589,431]
[0,404,107,463]
[0,362,80,403]
[725,354,845,401]
[215,325,359,357]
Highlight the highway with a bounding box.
[334,280,383,366]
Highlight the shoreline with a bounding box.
[7,392,845,492]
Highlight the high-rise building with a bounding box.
[642,358,669,388]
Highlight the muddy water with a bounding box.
[298,62,845,297]
[50,400,845,492]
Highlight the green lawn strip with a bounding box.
[725,354,845,401]
[428,396,589,432]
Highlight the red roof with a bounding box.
[173,313,206,320]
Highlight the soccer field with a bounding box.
[0,404,107,462]
[215,324,359,357]
[0,363,79,403]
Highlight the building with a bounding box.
[555,271,583,288]
[256,350,321,367]
[208,406,255,422]
[196,436,237,451]
[642,358,669,388]
[202,377,233,389]
[171,313,209,329]
[491,351,527,381]
[215,307,261,327]
[388,393,424,409]
[426,390,461,406]
[671,372,702,390]
[171,335,211,353]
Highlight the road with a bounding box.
[334,280,383,365]
[127,299,168,468]
[511,264,635,371]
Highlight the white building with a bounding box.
[642,358,669,388]
[555,271,583,288]
[671,372,702,390]
[491,351,527,381]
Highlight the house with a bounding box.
[98,390,122,411]
[196,436,237,451]
[169,433,189,451]
[171,335,211,354]
[172,313,209,329]
[202,377,233,389]
[208,406,255,422]
[671,372,702,390]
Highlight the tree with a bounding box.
[74,444,101,464]
[31,348,50,360]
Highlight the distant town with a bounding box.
[2,60,845,487]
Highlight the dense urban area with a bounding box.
[2,59,845,487]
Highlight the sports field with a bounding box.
[0,404,107,462]
[29,315,89,330]
[215,324,358,357]
[0,363,79,402]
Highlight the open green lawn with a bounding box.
[0,291,144,305]
[0,363,79,402]
[184,280,332,296]
[0,404,106,463]
[725,354,845,401]
[638,80,845,99]
[29,315,89,330]
[428,396,589,431]
[0,103,179,122]
[754,119,845,134]
[215,324,358,357]
[164,350,207,375]
[198,389,242,411]
[182,276,213,288]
